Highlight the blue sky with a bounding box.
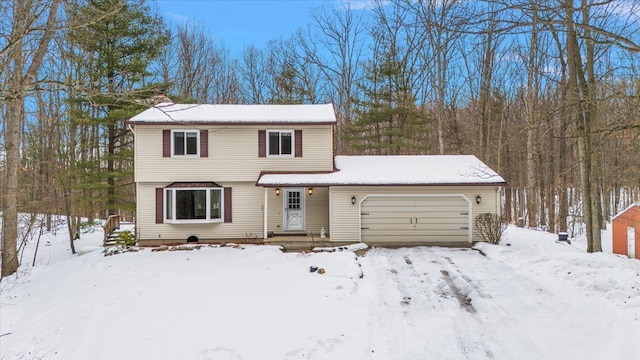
[155,0,359,54]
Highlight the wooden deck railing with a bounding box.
[103,215,121,244]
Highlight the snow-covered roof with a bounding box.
[257,155,506,186]
[128,103,337,124]
[612,203,640,221]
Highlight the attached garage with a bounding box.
[360,195,471,244]
[257,155,507,246]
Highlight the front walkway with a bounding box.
[264,235,356,251]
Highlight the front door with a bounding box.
[284,188,304,231]
[628,227,636,259]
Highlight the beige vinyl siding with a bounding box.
[134,125,333,183]
[265,187,329,235]
[329,186,500,242]
[306,187,330,235]
[137,182,264,242]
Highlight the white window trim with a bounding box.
[164,187,223,224]
[171,129,200,158]
[266,129,294,157]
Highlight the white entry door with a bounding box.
[628,227,636,259]
[284,188,304,231]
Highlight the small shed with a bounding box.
[612,204,640,259]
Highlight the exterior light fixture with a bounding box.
[275,188,280,196]
[476,195,482,204]
[308,188,313,196]
[351,196,356,205]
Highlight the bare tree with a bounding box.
[297,4,367,153]
[239,45,271,104]
[403,0,466,155]
[2,0,61,277]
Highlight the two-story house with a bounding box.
[129,102,506,248]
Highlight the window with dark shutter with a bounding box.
[224,187,232,223]
[200,130,208,157]
[162,130,171,157]
[258,130,266,157]
[155,188,164,224]
[295,130,302,157]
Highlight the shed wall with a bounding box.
[612,206,640,259]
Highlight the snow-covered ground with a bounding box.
[1,223,639,359]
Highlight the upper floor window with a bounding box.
[172,130,199,156]
[163,129,208,158]
[258,129,301,158]
[268,130,293,156]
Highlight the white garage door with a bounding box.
[360,195,471,244]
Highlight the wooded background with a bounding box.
[2,0,640,275]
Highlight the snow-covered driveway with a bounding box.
[360,246,638,360]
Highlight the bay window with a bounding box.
[165,187,223,222]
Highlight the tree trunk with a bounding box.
[565,0,601,252]
[2,0,61,277]
[525,3,539,229]
[2,85,23,278]
[107,122,116,216]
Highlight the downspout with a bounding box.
[127,123,135,135]
[497,187,502,217]
[128,122,137,239]
[468,196,473,243]
[328,187,332,241]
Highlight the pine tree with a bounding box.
[346,43,429,155]
[66,0,169,216]
[270,60,308,104]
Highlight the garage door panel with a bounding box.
[362,197,460,205]
[363,200,466,207]
[362,218,468,226]
[362,206,468,213]
[361,195,470,244]
[362,226,467,235]
[362,213,468,222]
[362,234,469,243]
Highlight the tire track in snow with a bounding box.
[362,249,453,359]
[440,269,476,313]
[363,248,493,359]
[435,249,555,359]
[416,248,496,359]
[443,255,492,299]
[365,246,621,359]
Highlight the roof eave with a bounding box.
[256,181,508,187]
[612,203,640,221]
[127,120,337,126]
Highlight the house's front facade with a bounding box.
[129,102,507,247]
